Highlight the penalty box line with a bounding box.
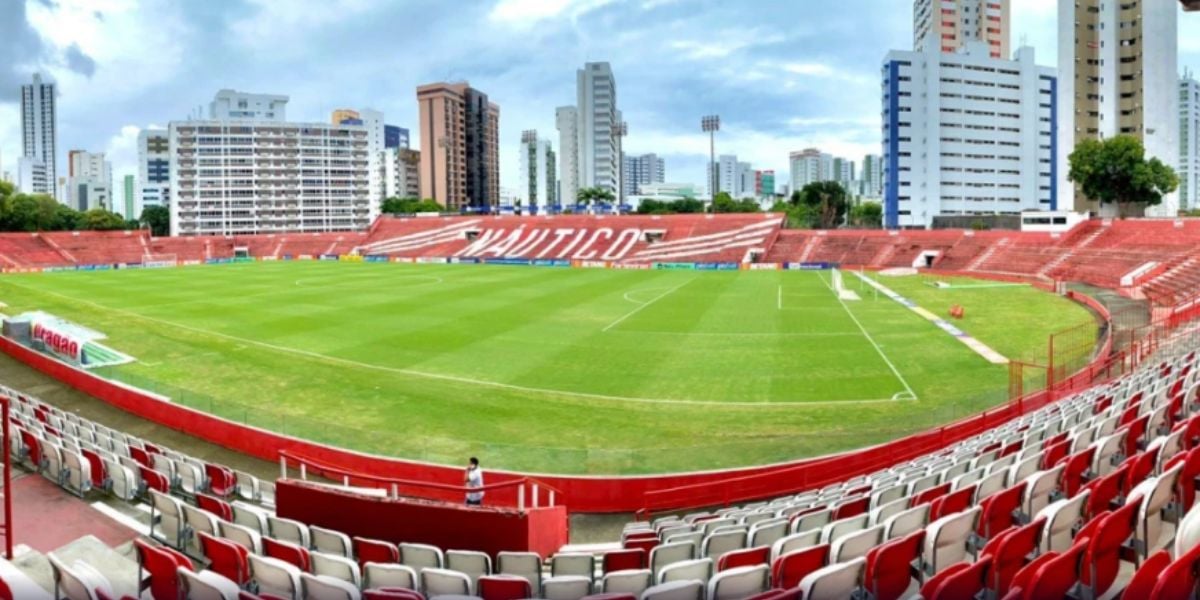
[816,272,918,402]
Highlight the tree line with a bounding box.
[0,181,170,236]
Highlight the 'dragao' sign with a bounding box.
[31,320,84,362]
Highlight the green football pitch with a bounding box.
[0,261,1098,474]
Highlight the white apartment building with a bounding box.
[860,154,883,199]
[882,42,1057,228]
[17,158,48,197]
[555,106,579,206]
[351,108,387,219]
[621,153,665,198]
[383,147,420,200]
[788,148,833,193]
[1057,0,1178,216]
[138,128,170,215]
[1182,74,1200,212]
[575,62,622,197]
[66,150,113,212]
[20,73,57,199]
[517,132,557,212]
[832,157,856,192]
[168,120,371,236]
[707,155,754,198]
[209,90,288,122]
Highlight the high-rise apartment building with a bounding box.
[913,0,1009,58]
[789,148,833,193]
[416,82,500,211]
[384,148,421,200]
[209,89,288,121]
[707,155,754,197]
[883,43,1057,228]
[138,128,170,215]
[66,150,113,212]
[334,108,391,217]
[1182,73,1200,212]
[755,170,776,198]
[123,174,135,219]
[832,157,857,192]
[518,131,557,211]
[1057,0,1178,216]
[575,62,622,197]
[331,109,360,125]
[20,73,57,198]
[621,153,665,197]
[556,106,579,206]
[860,154,884,199]
[168,120,371,235]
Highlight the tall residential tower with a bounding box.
[913,0,1009,58]
[19,73,57,199]
[416,82,500,211]
[1056,0,1179,216]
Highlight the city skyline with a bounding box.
[2,0,1200,198]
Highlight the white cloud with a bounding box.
[669,31,787,60]
[488,0,617,27]
[103,124,149,180]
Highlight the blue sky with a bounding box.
[1,0,1198,195]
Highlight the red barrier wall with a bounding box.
[275,480,568,558]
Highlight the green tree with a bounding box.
[139,205,170,236]
[849,201,883,228]
[796,181,850,229]
[576,187,615,206]
[710,192,761,214]
[1068,135,1179,217]
[380,197,444,214]
[53,203,81,231]
[80,208,127,231]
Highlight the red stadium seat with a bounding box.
[930,485,975,521]
[833,495,870,519]
[1042,438,1071,470]
[80,448,106,490]
[363,590,424,600]
[1124,551,1171,599]
[199,532,250,586]
[918,562,969,600]
[354,537,401,568]
[926,556,989,600]
[745,589,800,600]
[1025,538,1089,600]
[977,482,1025,541]
[602,549,645,573]
[987,518,1043,596]
[205,463,237,497]
[1061,448,1096,498]
[623,537,659,557]
[912,483,952,508]
[139,467,169,495]
[197,494,232,522]
[771,544,828,589]
[1173,447,1200,509]
[1151,541,1200,600]
[864,530,923,600]
[717,546,770,571]
[478,575,533,600]
[1080,498,1141,598]
[134,539,192,600]
[263,537,310,572]
[1082,464,1128,520]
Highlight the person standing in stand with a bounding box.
[465,457,484,506]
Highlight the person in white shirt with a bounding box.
[464,457,484,506]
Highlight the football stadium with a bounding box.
[6,0,1200,599]
[3,211,1200,600]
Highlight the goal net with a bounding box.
[831,268,861,301]
[143,254,177,268]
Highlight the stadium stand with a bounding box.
[2,216,1200,313]
[5,313,1200,598]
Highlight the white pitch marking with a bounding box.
[818,272,918,402]
[777,284,783,310]
[602,278,694,333]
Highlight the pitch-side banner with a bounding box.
[31,320,85,362]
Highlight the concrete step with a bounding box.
[18,535,142,599]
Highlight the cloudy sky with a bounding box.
[2,0,1199,195]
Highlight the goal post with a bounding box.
[831,268,861,301]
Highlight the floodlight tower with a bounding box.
[701,115,720,201]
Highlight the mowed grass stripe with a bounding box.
[0,263,1097,474]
